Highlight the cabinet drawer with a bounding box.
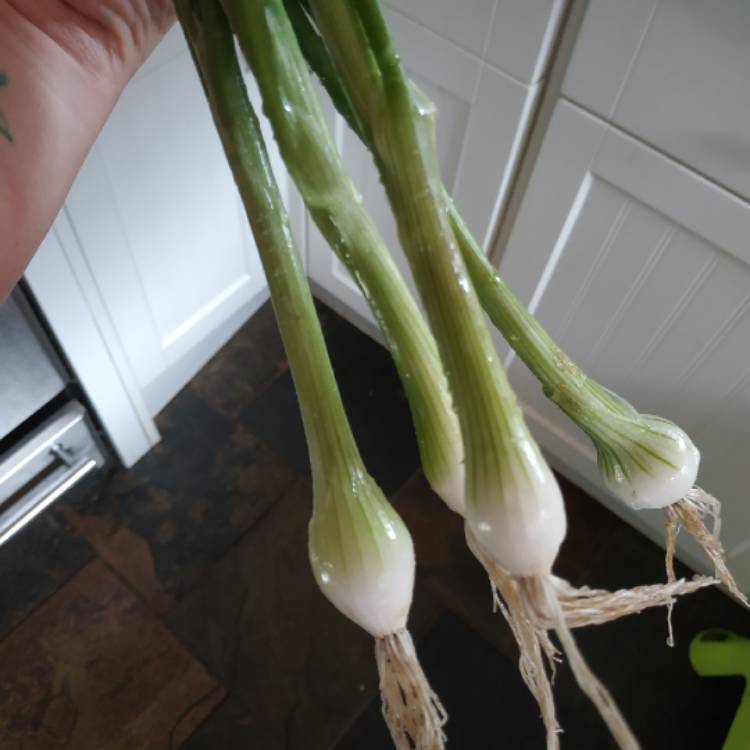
[562,0,750,202]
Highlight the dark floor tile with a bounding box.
[554,472,622,584]
[584,519,679,591]
[65,388,297,613]
[237,372,309,474]
[394,472,517,655]
[314,298,342,331]
[0,472,103,639]
[167,479,380,750]
[187,299,340,421]
[0,560,224,749]
[241,308,421,496]
[187,300,288,420]
[179,695,262,750]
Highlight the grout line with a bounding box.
[168,683,227,749]
[94,553,232,686]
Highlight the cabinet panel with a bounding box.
[453,67,536,250]
[384,0,496,59]
[62,27,273,413]
[499,101,750,588]
[385,0,567,84]
[309,9,540,328]
[563,0,750,201]
[25,227,158,467]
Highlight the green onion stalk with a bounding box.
[220,0,464,519]
[176,3,446,747]
[283,0,743,608]
[299,2,713,746]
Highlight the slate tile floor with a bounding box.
[0,300,748,749]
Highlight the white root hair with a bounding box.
[375,629,447,750]
[665,487,748,608]
[549,574,714,629]
[533,576,639,750]
[467,528,715,750]
[466,529,560,749]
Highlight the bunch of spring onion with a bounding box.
[288,2,715,747]
[282,0,745,613]
[236,0,708,653]
[176,4,446,747]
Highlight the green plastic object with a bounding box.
[690,629,750,750]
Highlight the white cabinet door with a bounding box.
[563,0,750,203]
[59,27,279,415]
[499,101,750,588]
[308,5,552,329]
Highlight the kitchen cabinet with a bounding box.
[307,0,566,329]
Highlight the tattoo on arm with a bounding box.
[0,73,12,143]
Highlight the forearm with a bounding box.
[0,0,174,301]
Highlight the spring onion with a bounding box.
[303,2,643,747]
[177,4,446,747]
[221,0,464,516]
[283,0,744,608]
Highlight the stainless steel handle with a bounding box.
[0,457,98,547]
[0,401,106,547]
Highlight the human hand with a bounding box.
[0,1,176,299]
[1,1,175,86]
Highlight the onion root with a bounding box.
[375,629,447,750]
[665,487,748,608]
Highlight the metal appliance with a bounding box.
[0,287,107,546]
